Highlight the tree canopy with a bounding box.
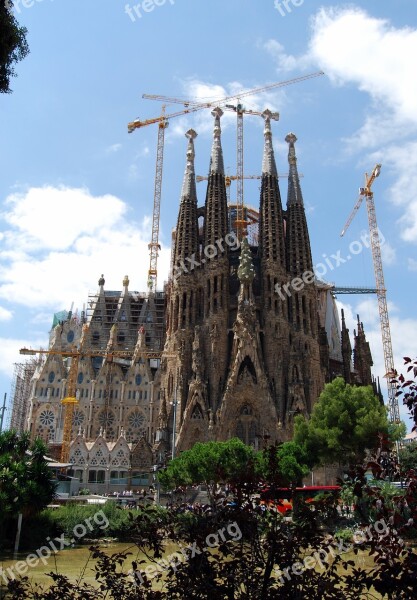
[294,378,394,466]
[0,3,29,93]
[158,438,257,501]
[158,437,311,505]
[399,441,417,474]
[0,430,56,522]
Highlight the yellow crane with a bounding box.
[340,164,400,423]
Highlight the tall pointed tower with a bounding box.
[341,308,352,384]
[161,129,200,452]
[200,108,231,413]
[284,133,325,417]
[258,110,289,423]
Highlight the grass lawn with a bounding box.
[0,542,142,590]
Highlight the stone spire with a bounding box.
[261,109,279,177]
[353,314,373,386]
[341,309,352,384]
[203,108,228,251]
[285,133,313,276]
[286,132,304,207]
[173,129,199,275]
[259,110,286,267]
[209,107,225,175]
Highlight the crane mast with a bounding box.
[60,324,89,463]
[341,165,400,423]
[148,107,168,292]
[236,105,244,238]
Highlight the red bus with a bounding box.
[260,485,341,514]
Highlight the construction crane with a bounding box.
[340,164,400,423]
[143,75,324,239]
[60,324,89,462]
[132,72,324,274]
[142,71,324,106]
[128,106,168,293]
[226,107,278,238]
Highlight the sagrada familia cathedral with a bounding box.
[12,109,377,492]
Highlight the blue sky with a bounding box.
[1,0,416,429]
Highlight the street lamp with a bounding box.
[152,464,161,505]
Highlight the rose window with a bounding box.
[72,410,85,427]
[39,410,55,426]
[128,411,145,429]
[98,411,115,428]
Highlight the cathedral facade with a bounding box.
[17,108,376,492]
[155,108,374,455]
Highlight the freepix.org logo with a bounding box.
[274,0,305,17]
[125,0,175,23]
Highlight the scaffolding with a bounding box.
[86,290,166,354]
[8,357,43,433]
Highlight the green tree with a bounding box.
[399,441,417,474]
[0,2,29,93]
[257,441,309,487]
[158,438,257,503]
[0,430,56,547]
[294,378,392,466]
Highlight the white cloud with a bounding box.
[408,258,417,272]
[0,336,48,379]
[0,186,171,312]
[381,242,396,266]
[264,39,309,72]
[308,7,417,123]
[0,306,13,321]
[105,143,122,154]
[2,186,127,251]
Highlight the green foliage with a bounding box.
[334,527,354,544]
[393,356,417,430]
[0,430,57,549]
[0,431,56,515]
[388,420,407,443]
[294,378,390,466]
[0,3,29,93]
[399,441,417,474]
[256,441,309,486]
[158,438,257,502]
